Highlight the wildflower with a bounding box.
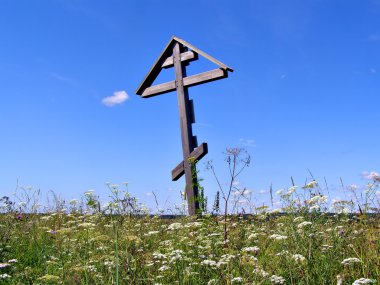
[275,189,284,195]
[84,189,95,196]
[242,246,259,254]
[201,260,217,266]
[362,171,379,180]
[69,199,78,205]
[168,222,182,230]
[0,274,11,279]
[310,205,320,211]
[297,221,312,229]
[0,263,10,269]
[292,254,306,262]
[145,231,159,236]
[8,259,17,263]
[308,195,327,205]
[268,208,282,214]
[287,186,298,195]
[352,278,376,284]
[270,274,285,284]
[158,265,170,272]
[231,277,243,283]
[341,257,361,266]
[269,234,288,240]
[293,216,304,222]
[248,233,258,239]
[253,267,269,277]
[303,180,317,189]
[337,275,343,285]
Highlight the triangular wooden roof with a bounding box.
[135,36,233,96]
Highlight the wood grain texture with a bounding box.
[141,68,227,98]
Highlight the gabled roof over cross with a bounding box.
[135,36,233,97]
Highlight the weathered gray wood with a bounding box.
[162,51,197,68]
[135,36,233,216]
[172,143,208,181]
[141,68,227,98]
[135,36,233,95]
[184,68,227,88]
[173,36,234,72]
[141,81,176,98]
[173,42,199,215]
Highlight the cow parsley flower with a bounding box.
[297,221,312,229]
[292,254,306,262]
[341,257,361,265]
[269,234,288,240]
[242,246,259,254]
[168,222,182,230]
[0,274,11,279]
[352,278,376,284]
[270,275,285,284]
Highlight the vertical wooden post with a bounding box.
[173,42,199,215]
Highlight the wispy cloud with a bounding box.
[102,91,129,106]
[50,72,78,86]
[239,138,256,147]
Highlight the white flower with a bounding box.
[275,189,284,195]
[168,222,183,230]
[201,260,217,266]
[231,277,243,283]
[297,221,312,229]
[310,205,320,211]
[362,171,379,180]
[270,275,285,284]
[308,195,328,205]
[341,257,361,266]
[292,254,306,262]
[247,233,258,239]
[242,246,259,254]
[253,268,269,277]
[352,278,376,284]
[84,190,95,196]
[293,216,304,222]
[269,234,288,240]
[303,180,317,189]
[0,274,11,279]
[287,186,298,195]
[0,263,10,269]
[158,265,170,271]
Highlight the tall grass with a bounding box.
[0,176,379,284]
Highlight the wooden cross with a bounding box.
[135,36,233,215]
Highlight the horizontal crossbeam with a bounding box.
[141,68,227,98]
[162,51,197,68]
[171,143,208,181]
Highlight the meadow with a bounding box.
[0,175,379,284]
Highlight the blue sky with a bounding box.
[1,0,379,211]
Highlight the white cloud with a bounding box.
[239,138,256,147]
[102,91,129,106]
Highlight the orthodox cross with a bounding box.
[135,36,233,215]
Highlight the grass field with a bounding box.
[0,177,379,284]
